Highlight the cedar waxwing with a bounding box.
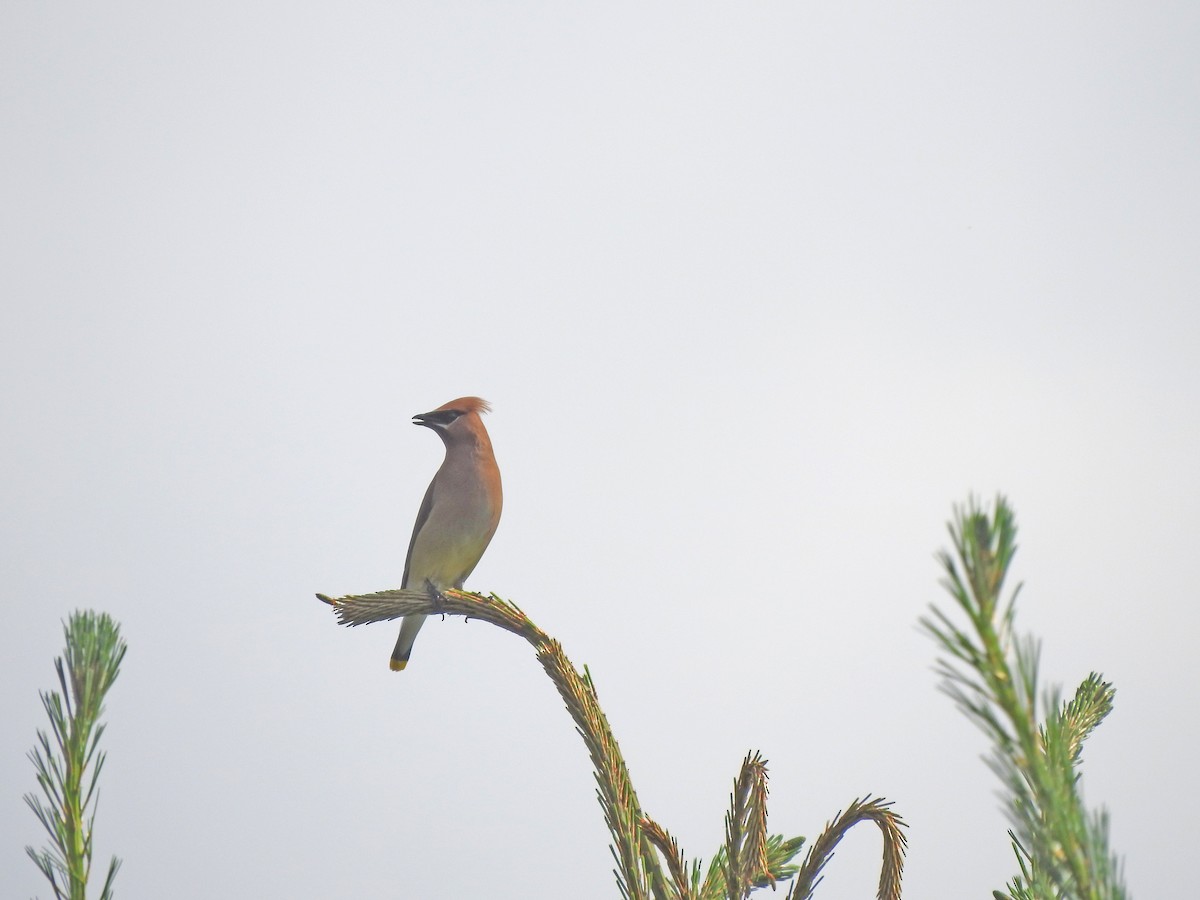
[390,397,503,671]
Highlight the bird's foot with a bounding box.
[424,580,448,617]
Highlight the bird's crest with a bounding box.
[436,397,492,415]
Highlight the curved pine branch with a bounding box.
[317,589,902,900]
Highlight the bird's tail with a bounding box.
[390,614,427,671]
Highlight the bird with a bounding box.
[390,397,503,671]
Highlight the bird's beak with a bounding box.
[413,409,456,429]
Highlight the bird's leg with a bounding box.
[424,579,448,619]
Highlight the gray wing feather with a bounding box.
[402,479,437,589]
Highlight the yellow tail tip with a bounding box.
[389,659,408,672]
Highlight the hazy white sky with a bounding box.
[3,2,1198,898]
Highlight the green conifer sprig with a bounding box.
[922,496,1126,900]
[25,611,126,900]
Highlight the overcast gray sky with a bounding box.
[3,2,1198,898]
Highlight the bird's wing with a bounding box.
[402,479,437,589]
